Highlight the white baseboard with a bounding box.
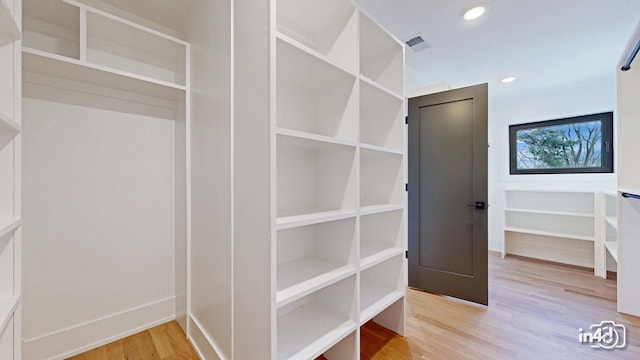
[23,296,176,360]
[188,314,227,360]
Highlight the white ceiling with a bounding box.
[354,0,640,101]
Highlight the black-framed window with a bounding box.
[509,112,614,174]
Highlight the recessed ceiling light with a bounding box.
[501,76,516,83]
[464,6,486,20]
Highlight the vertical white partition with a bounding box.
[0,0,21,358]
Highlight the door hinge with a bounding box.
[405,250,408,259]
[405,183,408,192]
[405,116,408,124]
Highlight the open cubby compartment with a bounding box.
[360,210,404,269]
[505,190,595,215]
[276,39,358,141]
[360,148,403,208]
[359,79,404,150]
[276,217,357,307]
[0,230,14,298]
[505,211,594,240]
[359,14,403,95]
[87,11,186,86]
[276,0,357,73]
[321,330,357,360]
[277,275,357,360]
[605,193,617,218]
[23,0,80,59]
[277,134,357,219]
[360,254,404,323]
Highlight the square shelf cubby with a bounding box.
[277,275,357,360]
[360,148,403,209]
[277,134,357,223]
[277,217,357,307]
[359,14,403,95]
[276,0,357,73]
[359,255,404,324]
[277,39,358,142]
[23,0,80,59]
[360,210,404,270]
[360,79,404,150]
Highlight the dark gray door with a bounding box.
[408,84,488,305]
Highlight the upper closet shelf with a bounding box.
[23,48,185,101]
[0,0,20,46]
[23,0,187,101]
[0,110,20,134]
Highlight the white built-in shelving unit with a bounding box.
[271,0,406,358]
[503,190,598,270]
[0,0,21,358]
[21,0,189,358]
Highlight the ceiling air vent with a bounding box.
[405,35,429,53]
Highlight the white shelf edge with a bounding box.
[504,208,594,218]
[604,241,618,262]
[359,204,404,217]
[275,32,357,78]
[0,110,20,134]
[359,75,403,101]
[360,291,403,325]
[276,128,357,148]
[604,190,618,197]
[0,0,20,45]
[276,265,356,309]
[0,218,20,239]
[505,189,596,194]
[22,47,187,92]
[62,0,188,46]
[276,210,357,230]
[359,143,404,155]
[504,227,594,242]
[360,247,404,271]
[605,216,618,230]
[0,295,20,335]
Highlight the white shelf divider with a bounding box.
[605,216,618,230]
[505,208,594,217]
[0,111,20,134]
[0,219,20,240]
[359,204,403,217]
[276,128,357,148]
[0,296,20,335]
[360,247,404,271]
[276,209,357,230]
[0,0,20,46]
[359,143,403,155]
[276,260,355,307]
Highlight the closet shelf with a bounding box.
[505,227,595,242]
[22,47,186,101]
[276,210,357,230]
[0,295,19,335]
[359,75,403,101]
[0,0,20,47]
[505,208,594,218]
[360,246,404,271]
[277,258,355,308]
[276,128,357,148]
[360,283,403,325]
[359,143,403,155]
[0,110,20,134]
[278,303,356,360]
[605,216,618,229]
[0,219,20,239]
[359,204,403,217]
[604,191,617,198]
[275,32,356,77]
[605,241,618,262]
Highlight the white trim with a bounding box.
[189,314,228,360]
[23,296,176,360]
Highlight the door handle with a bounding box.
[466,201,486,210]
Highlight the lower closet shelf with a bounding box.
[604,241,618,262]
[360,245,404,270]
[360,283,403,324]
[278,303,356,360]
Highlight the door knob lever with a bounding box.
[466,201,486,210]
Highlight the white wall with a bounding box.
[22,78,179,359]
[182,0,233,358]
[488,75,617,251]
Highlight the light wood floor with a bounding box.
[70,252,640,359]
